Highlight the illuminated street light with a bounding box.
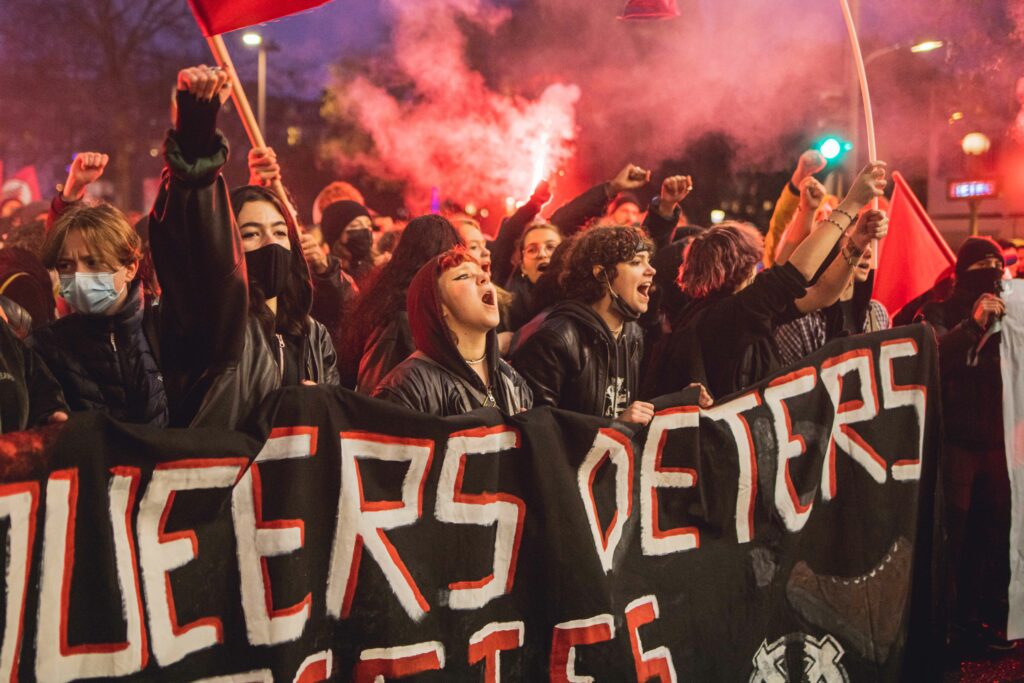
[242,32,263,47]
[910,40,944,53]
[961,132,991,156]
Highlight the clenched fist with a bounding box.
[62,152,109,202]
[177,64,231,102]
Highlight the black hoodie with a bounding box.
[511,299,643,417]
[372,256,532,416]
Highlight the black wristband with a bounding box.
[787,180,800,196]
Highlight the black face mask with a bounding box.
[957,267,1003,296]
[603,272,642,322]
[245,243,291,299]
[342,228,373,263]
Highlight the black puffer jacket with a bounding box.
[511,300,642,417]
[372,254,532,417]
[0,318,67,432]
[28,279,166,426]
[149,92,339,430]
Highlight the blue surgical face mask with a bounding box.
[58,271,125,315]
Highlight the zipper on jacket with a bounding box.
[109,332,118,353]
[276,333,285,382]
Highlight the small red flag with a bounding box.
[1,166,42,205]
[874,171,955,315]
[188,0,331,36]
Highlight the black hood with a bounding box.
[406,256,500,391]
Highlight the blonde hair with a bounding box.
[41,203,141,271]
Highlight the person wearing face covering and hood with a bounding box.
[320,199,375,285]
[917,236,1017,648]
[372,247,532,416]
[511,226,659,425]
[30,202,167,425]
[149,65,339,430]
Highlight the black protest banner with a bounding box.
[0,324,943,681]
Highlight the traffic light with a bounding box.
[816,136,853,162]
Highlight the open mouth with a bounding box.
[481,289,496,306]
[637,282,652,299]
[537,261,550,273]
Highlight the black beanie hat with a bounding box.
[955,236,1003,277]
[320,200,371,247]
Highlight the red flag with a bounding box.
[874,171,955,315]
[12,166,41,202]
[188,0,331,36]
[1,166,41,205]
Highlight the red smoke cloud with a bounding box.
[337,0,579,212]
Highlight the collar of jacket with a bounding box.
[550,299,637,346]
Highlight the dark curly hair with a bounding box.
[229,185,313,339]
[339,214,461,383]
[678,221,763,299]
[560,226,653,303]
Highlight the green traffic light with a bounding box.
[819,138,842,160]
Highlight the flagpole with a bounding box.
[205,34,298,220]
[839,0,879,264]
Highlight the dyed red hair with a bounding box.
[678,221,763,298]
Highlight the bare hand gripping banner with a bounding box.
[0,325,944,681]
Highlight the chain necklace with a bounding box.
[463,352,487,365]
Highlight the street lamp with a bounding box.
[909,40,944,54]
[849,38,945,166]
[241,31,271,134]
[961,132,991,156]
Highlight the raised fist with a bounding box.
[798,177,826,212]
[176,64,231,102]
[609,164,651,194]
[793,149,826,184]
[660,175,694,208]
[62,152,109,201]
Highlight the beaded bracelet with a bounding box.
[832,207,856,224]
[824,218,846,234]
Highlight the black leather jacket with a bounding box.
[149,93,339,429]
[510,300,643,417]
[373,351,532,417]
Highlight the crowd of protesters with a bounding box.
[0,63,1018,652]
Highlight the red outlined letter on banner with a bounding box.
[577,428,634,572]
[327,432,434,622]
[232,427,317,646]
[37,468,147,682]
[819,349,886,500]
[138,459,247,667]
[764,368,818,532]
[436,426,525,610]
[880,339,926,481]
[641,407,700,556]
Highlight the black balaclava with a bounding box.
[954,236,1004,297]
